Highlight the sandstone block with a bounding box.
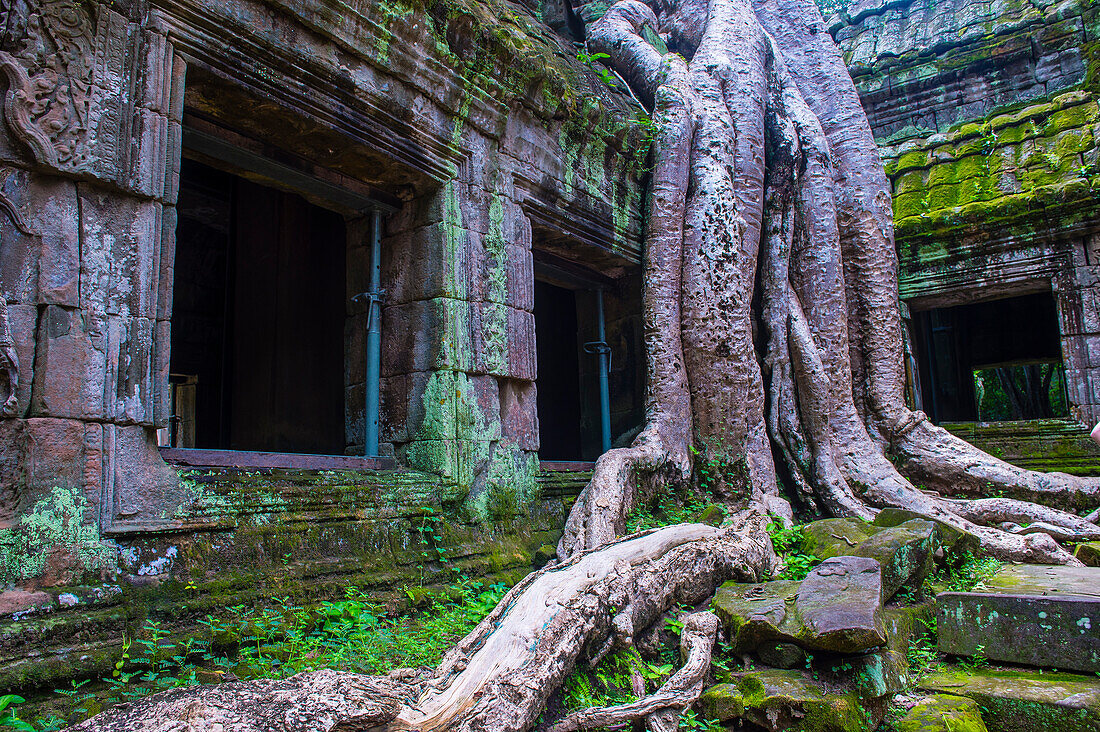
[896,694,989,732]
[937,564,1100,673]
[713,556,886,655]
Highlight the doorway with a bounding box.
[911,291,1068,423]
[534,280,583,460]
[169,157,347,454]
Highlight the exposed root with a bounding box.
[548,612,719,732]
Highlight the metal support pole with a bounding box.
[584,289,612,454]
[354,210,384,458]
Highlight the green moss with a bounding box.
[0,485,114,585]
[896,694,988,732]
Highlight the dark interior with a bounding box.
[170,157,346,454]
[534,280,583,460]
[912,291,1065,423]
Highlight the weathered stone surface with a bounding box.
[801,517,878,558]
[713,556,886,655]
[804,516,967,601]
[937,564,1100,673]
[795,557,887,653]
[757,641,806,669]
[1075,541,1100,567]
[702,670,879,731]
[873,508,978,556]
[919,667,1100,732]
[882,600,936,653]
[896,694,989,732]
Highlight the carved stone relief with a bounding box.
[0,186,35,417]
[0,1,95,170]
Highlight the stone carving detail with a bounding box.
[0,189,34,417]
[1,1,96,170]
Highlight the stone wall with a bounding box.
[0,0,650,591]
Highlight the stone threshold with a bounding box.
[160,447,396,471]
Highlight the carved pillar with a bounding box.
[0,1,185,561]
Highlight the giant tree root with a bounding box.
[69,519,776,732]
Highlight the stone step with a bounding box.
[936,563,1100,673]
[919,666,1100,732]
[895,694,989,732]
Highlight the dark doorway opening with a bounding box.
[169,157,346,454]
[912,291,1068,423]
[534,280,583,460]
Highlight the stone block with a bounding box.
[102,424,184,525]
[7,172,82,307]
[937,564,1100,673]
[151,319,171,428]
[895,694,989,732]
[458,374,502,441]
[407,370,459,442]
[5,304,36,417]
[345,382,365,450]
[77,187,163,319]
[701,670,880,731]
[128,107,169,199]
[499,378,538,450]
[919,667,1100,732]
[796,557,887,653]
[156,205,176,321]
[507,307,536,381]
[31,305,107,420]
[712,556,886,656]
[400,439,461,484]
[382,298,474,377]
[1075,541,1100,566]
[382,222,481,304]
[379,374,408,443]
[105,315,155,426]
[505,243,534,312]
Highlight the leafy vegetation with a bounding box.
[767,522,820,580]
[926,551,1002,593]
[24,578,508,729]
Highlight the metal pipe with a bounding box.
[595,289,611,453]
[364,210,383,457]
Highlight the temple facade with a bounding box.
[1,0,1100,695]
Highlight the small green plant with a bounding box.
[0,696,34,732]
[766,522,819,580]
[907,616,940,679]
[926,551,1001,593]
[576,51,619,88]
[678,709,723,731]
[958,644,989,674]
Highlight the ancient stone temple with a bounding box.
[1,0,1099,698]
[832,0,1100,474]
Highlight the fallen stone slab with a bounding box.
[937,563,1100,673]
[919,667,1100,732]
[873,508,979,556]
[712,556,886,655]
[801,517,940,600]
[896,693,988,732]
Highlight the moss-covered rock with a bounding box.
[919,667,1100,732]
[896,694,989,732]
[1075,541,1100,566]
[700,683,745,722]
[712,557,886,656]
[737,669,877,732]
